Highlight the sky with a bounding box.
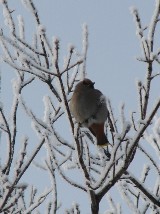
[0,0,159,213]
[21,0,158,111]
[1,0,157,113]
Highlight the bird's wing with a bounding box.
[78,89,103,121]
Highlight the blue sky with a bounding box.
[0,0,159,213]
[31,0,157,111]
[2,0,157,112]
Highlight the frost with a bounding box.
[3,6,14,32]
[118,181,141,214]
[68,66,79,88]
[11,78,21,96]
[148,0,160,43]
[129,6,138,15]
[17,15,24,39]
[140,164,150,182]
[53,37,60,64]
[23,188,52,214]
[80,23,88,79]
[97,147,106,166]
[37,24,46,35]
[106,194,117,213]
[43,95,51,124]
[0,0,159,212]
[150,52,155,60]
[141,37,149,58]
[63,44,75,70]
[135,29,143,37]
[21,0,37,15]
[153,177,160,196]
[0,33,37,62]
[153,116,160,137]
[68,44,75,52]
[21,0,30,9]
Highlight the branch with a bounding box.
[26,0,50,69]
[97,99,160,200]
[138,145,160,174]
[0,139,45,212]
[126,171,160,208]
[148,0,160,52]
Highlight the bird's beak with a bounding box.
[89,81,95,88]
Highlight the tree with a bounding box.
[0,0,160,213]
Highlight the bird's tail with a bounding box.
[97,133,109,146]
[89,123,109,146]
[89,123,111,159]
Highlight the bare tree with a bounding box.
[0,0,160,213]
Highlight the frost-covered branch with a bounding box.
[23,188,52,214]
[126,171,160,208]
[0,0,160,213]
[131,0,160,119]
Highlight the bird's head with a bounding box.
[75,78,95,91]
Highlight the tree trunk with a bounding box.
[91,203,99,214]
[90,192,100,214]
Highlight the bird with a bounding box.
[69,78,110,149]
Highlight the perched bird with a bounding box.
[69,78,109,147]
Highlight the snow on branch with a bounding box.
[148,0,160,51]
[80,23,88,79]
[1,0,15,33]
[23,188,52,214]
[0,0,160,213]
